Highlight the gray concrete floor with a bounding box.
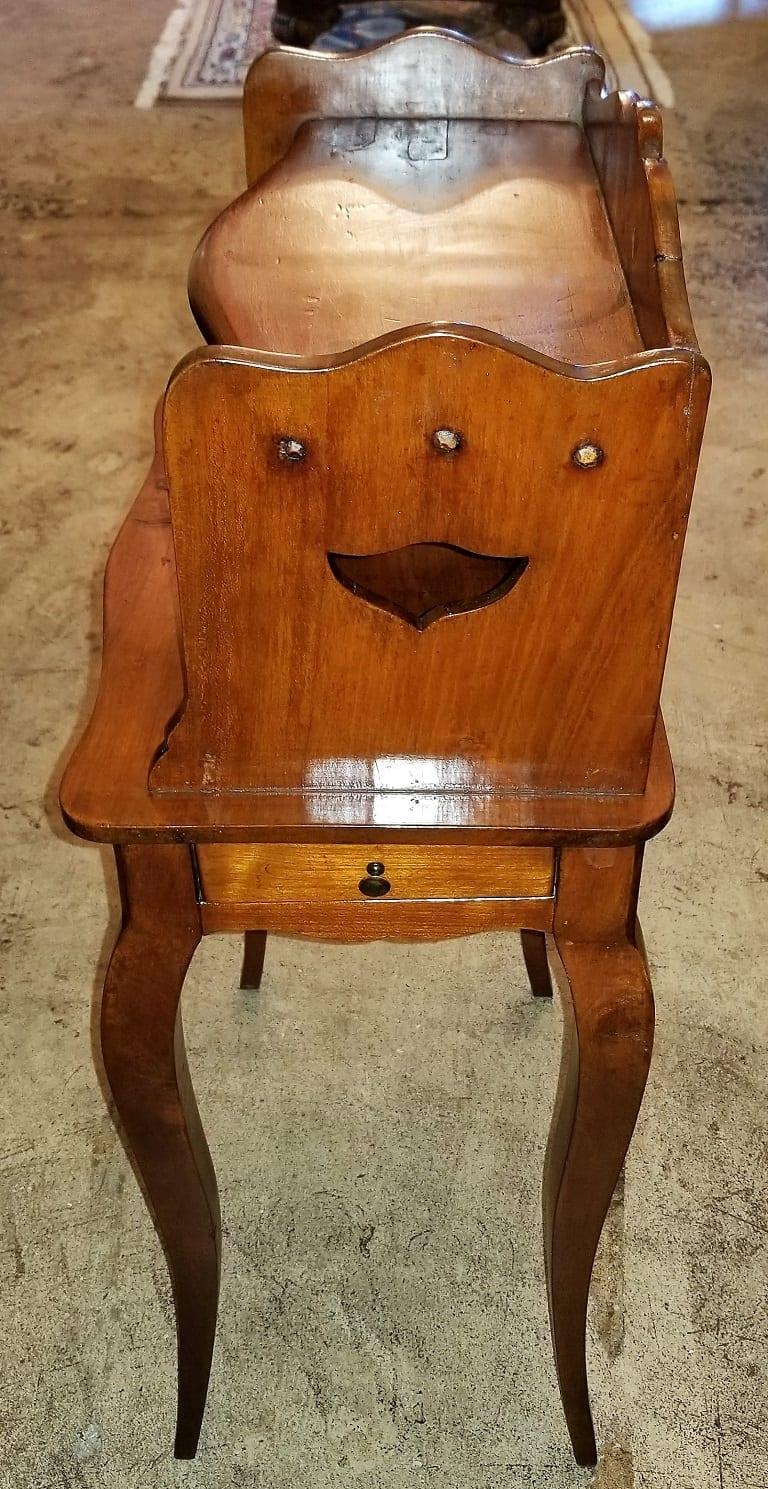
[1,3,767,1486]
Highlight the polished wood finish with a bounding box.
[198,841,556,940]
[151,335,705,799]
[329,543,527,633]
[242,31,604,184]
[192,118,643,362]
[201,892,554,938]
[59,391,682,844]
[237,29,699,358]
[585,85,699,351]
[197,842,554,902]
[545,846,654,1464]
[60,33,709,1468]
[100,844,217,1458]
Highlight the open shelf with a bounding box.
[190,117,643,363]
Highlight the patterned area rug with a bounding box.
[136,0,672,107]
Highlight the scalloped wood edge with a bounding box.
[59,328,702,844]
[584,83,698,350]
[171,322,707,384]
[242,28,606,184]
[239,28,701,360]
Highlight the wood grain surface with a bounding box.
[585,85,699,351]
[58,30,711,1468]
[242,30,605,183]
[191,117,642,363]
[199,893,555,939]
[544,845,655,1464]
[99,844,217,1458]
[152,331,707,798]
[196,841,555,902]
[59,377,682,843]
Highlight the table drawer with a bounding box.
[196,843,555,904]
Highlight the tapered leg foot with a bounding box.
[544,848,654,1465]
[240,930,267,991]
[99,845,219,1459]
[521,929,553,997]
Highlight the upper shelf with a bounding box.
[188,29,700,368]
[191,117,643,364]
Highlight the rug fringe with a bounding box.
[134,0,200,108]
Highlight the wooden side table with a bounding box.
[60,31,710,1465]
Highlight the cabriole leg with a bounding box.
[544,846,654,1465]
[99,844,219,1458]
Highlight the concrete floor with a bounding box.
[1,3,767,1486]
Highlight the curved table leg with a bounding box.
[240,930,267,991]
[99,844,219,1458]
[544,847,654,1465]
[520,928,553,997]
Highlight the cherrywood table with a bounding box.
[60,30,710,1466]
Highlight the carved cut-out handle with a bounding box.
[328,541,528,631]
